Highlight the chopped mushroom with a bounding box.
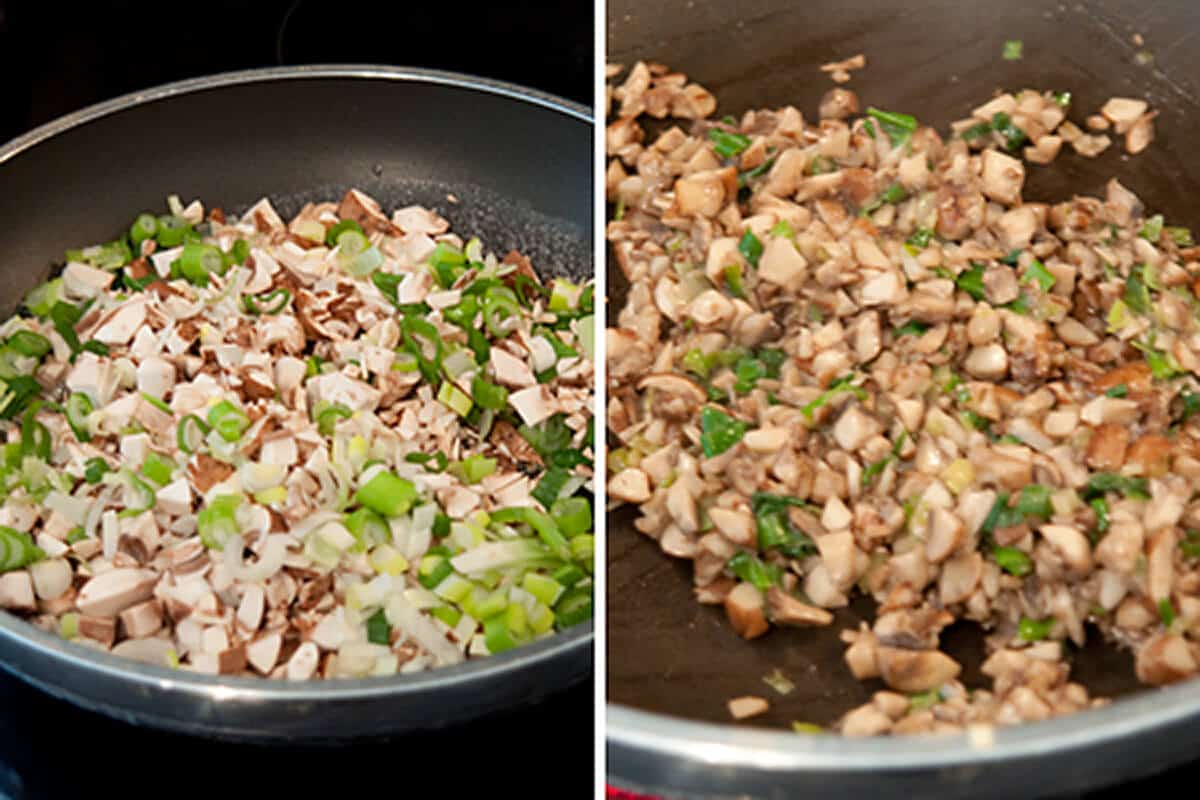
[0,189,594,680]
[728,695,770,720]
[608,64,1182,736]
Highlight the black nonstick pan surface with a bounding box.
[607,1,1200,796]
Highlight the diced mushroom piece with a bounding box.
[508,385,557,427]
[247,632,283,675]
[841,704,894,737]
[980,149,1025,205]
[112,638,175,666]
[337,188,394,234]
[994,206,1038,250]
[157,479,192,516]
[63,262,115,298]
[876,646,962,693]
[844,631,880,680]
[490,347,536,388]
[925,508,965,563]
[92,298,148,345]
[609,468,652,504]
[1099,97,1148,134]
[29,559,72,601]
[0,571,35,612]
[1125,112,1156,155]
[860,271,904,306]
[964,344,1009,380]
[78,614,117,647]
[76,568,158,617]
[725,582,770,639]
[743,427,789,453]
[1079,396,1140,426]
[832,405,882,451]
[1024,135,1062,165]
[758,236,808,290]
[1038,524,1093,574]
[307,371,382,413]
[119,599,164,639]
[1086,424,1129,471]
[237,584,265,632]
[286,641,321,680]
[819,88,860,120]
[136,357,176,399]
[728,695,770,720]
[244,197,285,232]
[675,168,732,217]
[767,587,833,627]
[1136,634,1198,686]
[708,507,756,548]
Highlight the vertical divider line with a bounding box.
[592,0,609,794]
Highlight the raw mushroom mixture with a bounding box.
[605,60,1196,736]
[0,189,595,679]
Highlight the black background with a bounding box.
[0,2,593,799]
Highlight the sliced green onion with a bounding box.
[155,215,191,247]
[551,497,591,537]
[176,413,211,454]
[227,239,250,266]
[178,242,225,286]
[993,546,1032,577]
[7,331,51,359]
[1090,497,1110,538]
[471,376,509,410]
[1104,384,1128,398]
[129,213,158,246]
[726,550,780,590]
[325,219,365,246]
[1139,214,1164,242]
[65,392,93,442]
[956,264,987,301]
[428,242,468,288]
[554,585,593,628]
[1159,598,1176,627]
[800,373,868,419]
[866,107,919,148]
[1002,39,1023,60]
[23,279,63,319]
[83,457,111,484]
[738,230,763,267]
[355,470,417,518]
[344,507,390,552]
[242,288,292,315]
[454,454,497,485]
[312,400,352,436]
[366,608,391,645]
[770,220,795,240]
[437,381,473,418]
[142,452,174,486]
[1023,260,1055,292]
[491,506,571,561]
[140,393,172,414]
[990,112,1028,152]
[207,400,250,442]
[700,406,748,457]
[482,287,522,337]
[0,525,44,572]
[708,128,751,159]
[1018,616,1054,641]
[532,466,570,510]
[197,494,242,550]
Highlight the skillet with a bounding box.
[606,0,1200,795]
[0,64,593,742]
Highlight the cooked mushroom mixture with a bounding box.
[606,61,1192,735]
[0,189,594,678]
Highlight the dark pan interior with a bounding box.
[0,73,593,319]
[607,0,1200,729]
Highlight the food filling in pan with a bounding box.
[0,189,594,679]
[606,59,1191,735]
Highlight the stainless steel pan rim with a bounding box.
[0,64,590,167]
[609,670,1200,786]
[0,64,592,736]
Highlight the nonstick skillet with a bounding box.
[0,64,592,742]
[606,0,1200,796]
